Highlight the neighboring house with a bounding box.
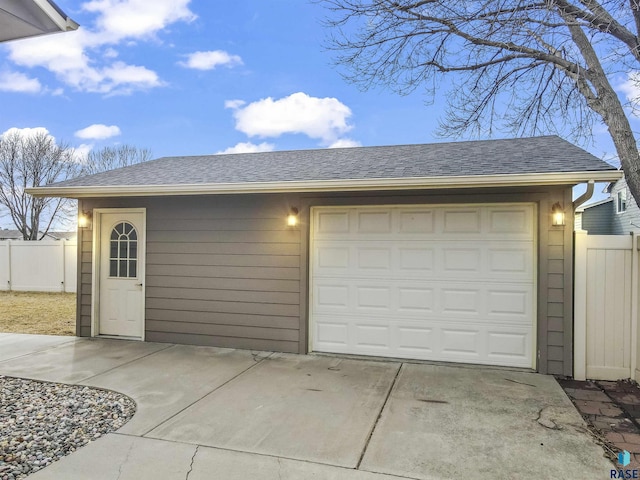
[0,229,74,240]
[28,136,621,376]
[0,0,78,42]
[0,229,25,240]
[47,231,77,241]
[575,176,640,234]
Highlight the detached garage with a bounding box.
[28,136,621,375]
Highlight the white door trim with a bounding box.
[91,207,146,340]
[308,202,538,369]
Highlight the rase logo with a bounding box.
[611,450,639,479]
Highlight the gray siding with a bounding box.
[610,178,640,235]
[78,195,302,353]
[581,201,613,235]
[77,185,574,375]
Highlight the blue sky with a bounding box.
[0,1,633,201]
[1,0,444,157]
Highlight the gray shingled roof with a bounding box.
[51,136,614,189]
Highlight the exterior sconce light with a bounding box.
[287,207,299,227]
[78,210,92,229]
[551,202,565,226]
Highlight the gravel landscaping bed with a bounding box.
[0,376,135,479]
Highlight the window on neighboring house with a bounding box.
[617,189,627,213]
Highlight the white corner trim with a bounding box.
[27,170,623,198]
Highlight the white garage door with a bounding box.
[310,204,536,368]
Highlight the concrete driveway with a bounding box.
[0,334,614,479]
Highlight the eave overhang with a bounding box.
[26,170,623,199]
[0,0,79,43]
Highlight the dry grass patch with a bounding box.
[0,291,75,335]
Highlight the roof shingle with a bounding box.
[53,136,615,189]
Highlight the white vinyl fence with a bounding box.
[0,240,77,293]
[574,230,639,381]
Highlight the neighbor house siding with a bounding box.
[77,185,574,375]
[611,178,640,235]
[580,201,613,235]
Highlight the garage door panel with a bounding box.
[441,329,481,356]
[398,210,434,233]
[316,284,349,309]
[356,286,391,310]
[315,321,348,347]
[313,315,533,367]
[397,327,434,353]
[357,211,392,233]
[314,240,532,281]
[317,247,350,269]
[398,248,434,271]
[357,248,391,269]
[316,211,350,234]
[311,204,535,368]
[398,287,434,312]
[487,331,529,360]
[354,324,390,348]
[487,207,533,235]
[313,280,532,324]
[442,209,482,233]
[442,248,482,273]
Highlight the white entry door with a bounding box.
[310,204,536,368]
[98,211,145,338]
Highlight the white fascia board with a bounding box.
[27,170,623,198]
[33,0,79,31]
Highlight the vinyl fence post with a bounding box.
[6,239,11,292]
[573,230,588,381]
[632,231,639,381]
[61,239,66,293]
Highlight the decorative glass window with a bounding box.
[109,222,138,278]
[617,190,627,213]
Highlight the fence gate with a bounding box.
[574,231,639,381]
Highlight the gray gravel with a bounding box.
[0,375,135,479]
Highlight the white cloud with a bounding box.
[74,143,94,161]
[328,138,362,148]
[228,92,354,144]
[1,127,55,142]
[82,0,196,43]
[75,124,121,140]
[225,99,246,109]
[0,71,42,94]
[216,142,275,154]
[5,0,196,95]
[180,50,243,70]
[620,72,640,114]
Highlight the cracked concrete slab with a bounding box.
[0,333,79,362]
[0,338,168,383]
[82,345,270,435]
[28,434,196,480]
[147,353,400,468]
[188,445,411,480]
[360,363,614,479]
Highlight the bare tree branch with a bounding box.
[0,131,78,240]
[320,0,640,204]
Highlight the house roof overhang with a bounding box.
[0,0,79,42]
[26,170,623,199]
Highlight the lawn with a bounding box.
[0,291,76,335]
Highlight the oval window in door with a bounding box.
[109,221,138,278]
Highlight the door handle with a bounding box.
[136,283,143,287]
